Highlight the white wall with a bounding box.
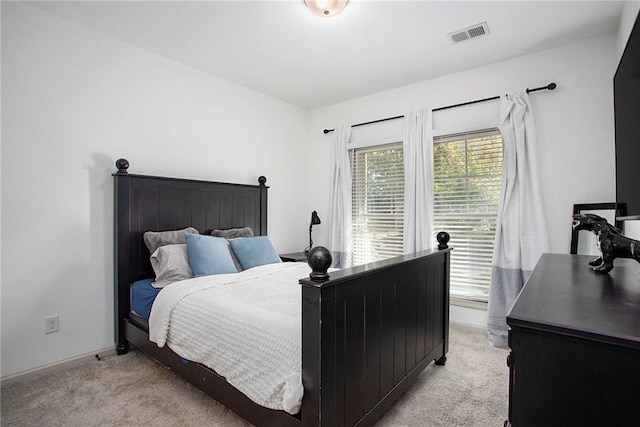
[307,33,618,326]
[617,1,640,61]
[0,3,624,376]
[1,3,310,378]
[308,32,618,255]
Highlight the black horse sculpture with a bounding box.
[572,213,640,274]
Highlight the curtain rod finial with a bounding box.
[547,82,557,90]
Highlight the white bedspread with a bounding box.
[148,262,311,414]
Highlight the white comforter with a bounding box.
[148,262,310,414]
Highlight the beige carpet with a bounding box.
[1,324,509,426]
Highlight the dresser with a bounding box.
[506,253,640,426]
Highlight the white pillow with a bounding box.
[150,244,193,288]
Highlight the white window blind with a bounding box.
[350,143,404,266]
[433,129,503,301]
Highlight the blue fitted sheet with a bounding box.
[131,278,160,320]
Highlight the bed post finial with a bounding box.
[258,176,267,186]
[307,246,332,282]
[437,231,450,250]
[115,158,130,174]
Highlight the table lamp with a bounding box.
[304,211,321,255]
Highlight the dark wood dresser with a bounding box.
[506,253,640,427]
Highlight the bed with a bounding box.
[113,159,451,427]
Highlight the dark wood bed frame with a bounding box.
[113,160,451,427]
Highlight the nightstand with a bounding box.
[279,252,308,262]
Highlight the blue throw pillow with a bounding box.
[229,236,282,270]
[185,234,238,277]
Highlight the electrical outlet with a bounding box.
[45,315,59,334]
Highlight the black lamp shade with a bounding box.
[305,211,322,255]
[311,211,321,226]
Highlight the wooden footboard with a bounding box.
[300,247,451,427]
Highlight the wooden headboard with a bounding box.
[113,159,268,353]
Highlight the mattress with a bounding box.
[131,278,160,320]
[148,262,310,414]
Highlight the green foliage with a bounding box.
[351,145,405,265]
[434,136,503,215]
[364,148,404,214]
[433,134,504,299]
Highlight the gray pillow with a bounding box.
[143,227,199,255]
[211,227,254,239]
[150,244,193,288]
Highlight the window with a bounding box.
[350,143,404,266]
[348,129,502,301]
[433,129,503,302]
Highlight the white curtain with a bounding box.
[328,125,353,268]
[488,92,550,348]
[403,109,434,253]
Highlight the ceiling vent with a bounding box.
[448,22,490,44]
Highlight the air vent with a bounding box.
[448,22,490,44]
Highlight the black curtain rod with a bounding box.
[322,82,557,134]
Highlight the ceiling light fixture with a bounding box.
[304,0,348,18]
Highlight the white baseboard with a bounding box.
[450,319,488,331]
[0,346,116,387]
[449,303,487,329]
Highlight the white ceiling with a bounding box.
[28,1,624,110]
